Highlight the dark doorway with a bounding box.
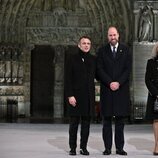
[31,45,55,119]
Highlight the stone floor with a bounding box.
[0,123,156,158]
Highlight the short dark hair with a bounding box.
[78,36,91,43]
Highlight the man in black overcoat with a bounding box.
[97,26,132,155]
[65,36,96,155]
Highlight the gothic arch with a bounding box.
[0,0,133,45]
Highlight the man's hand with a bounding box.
[68,96,77,107]
[110,82,120,91]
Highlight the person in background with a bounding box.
[65,36,96,156]
[97,26,132,156]
[145,42,158,155]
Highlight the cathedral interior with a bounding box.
[0,0,158,123]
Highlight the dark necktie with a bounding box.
[112,46,116,58]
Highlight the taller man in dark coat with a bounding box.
[97,26,132,155]
[65,36,96,156]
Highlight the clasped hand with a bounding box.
[68,96,77,107]
[110,82,120,91]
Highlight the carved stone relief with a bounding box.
[0,43,25,118]
[134,1,158,42]
[0,45,24,84]
[137,5,153,42]
[26,27,93,45]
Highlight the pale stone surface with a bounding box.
[0,123,156,158]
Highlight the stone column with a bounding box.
[22,44,34,117]
[153,10,158,41]
[133,9,140,42]
[53,45,65,119]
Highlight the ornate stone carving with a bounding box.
[0,44,23,84]
[53,8,67,26]
[134,1,158,42]
[26,27,93,45]
[137,5,153,42]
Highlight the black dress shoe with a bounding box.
[153,152,158,155]
[80,148,89,155]
[116,149,127,155]
[69,149,76,155]
[103,149,111,155]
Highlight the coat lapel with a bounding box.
[115,44,124,60]
[104,44,124,61]
[106,44,113,60]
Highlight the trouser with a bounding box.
[102,116,125,150]
[69,116,90,149]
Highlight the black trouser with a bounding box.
[69,116,90,150]
[102,116,125,150]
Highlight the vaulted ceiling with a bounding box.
[0,0,133,44]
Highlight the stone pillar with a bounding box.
[153,10,158,41]
[22,44,34,117]
[53,45,65,119]
[133,9,140,42]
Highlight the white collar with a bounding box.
[110,43,119,51]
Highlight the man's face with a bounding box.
[108,27,119,46]
[78,38,91,53]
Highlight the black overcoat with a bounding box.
[145,57,158,120]
[65,49,96,116]
[97,43,132,117]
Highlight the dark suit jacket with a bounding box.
[65,49,96,116]
[97,43,132,117]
